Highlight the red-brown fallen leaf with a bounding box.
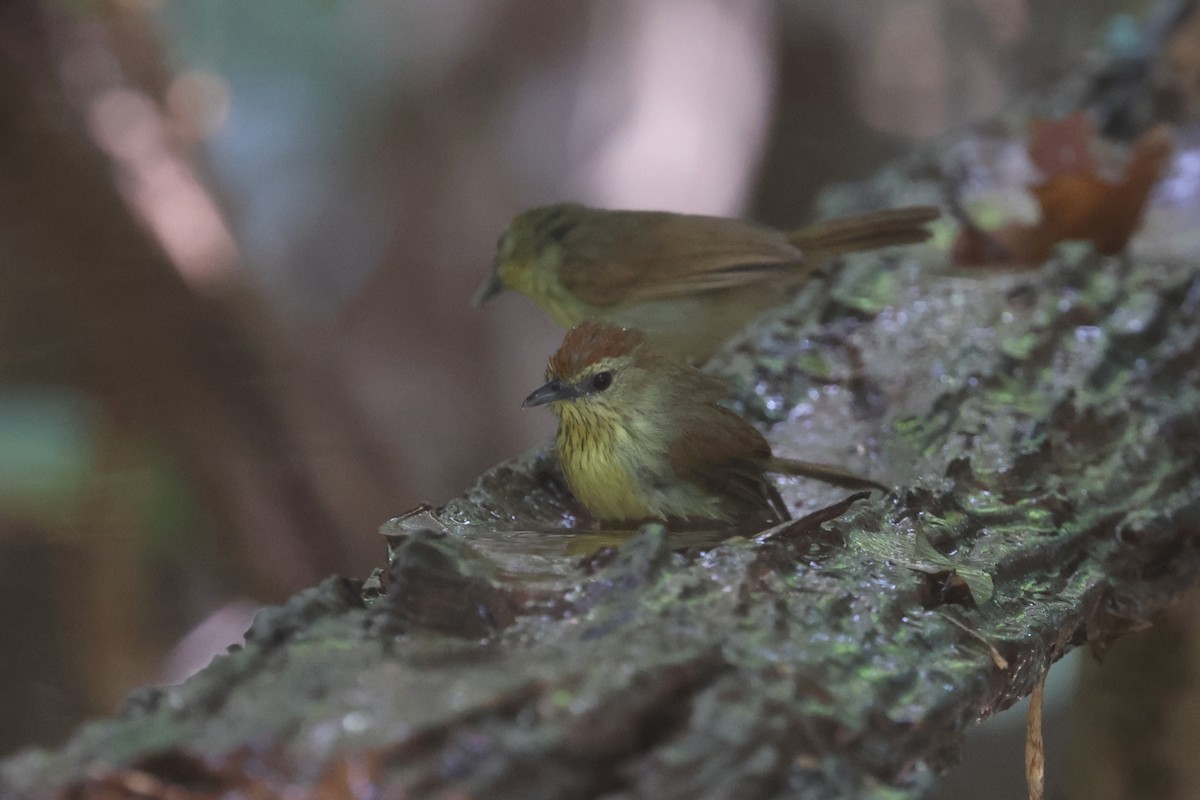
[1027,112,1097,179]
[953,114,1174,268]
[1026,124,1173,261]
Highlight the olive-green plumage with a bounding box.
[524,322,886,523]
[478,203,939,359]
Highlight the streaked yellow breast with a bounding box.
[554,403,656,521]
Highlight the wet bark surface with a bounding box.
[4,107,1200,800]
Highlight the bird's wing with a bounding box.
[666,405,777,515]
[559,211,806,307]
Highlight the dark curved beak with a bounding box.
[471,272,506,307]
[523,379,579,408]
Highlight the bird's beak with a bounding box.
[471,271,506,307]
[523,379,579,408]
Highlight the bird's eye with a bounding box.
[591,371,613,392]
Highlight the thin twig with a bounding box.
[1026,673,1047,800]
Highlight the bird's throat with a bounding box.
[554,403,653,521]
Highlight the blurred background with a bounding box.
[1,0,1192,796]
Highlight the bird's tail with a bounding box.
[788,205,940,259]
[767,457,888,492]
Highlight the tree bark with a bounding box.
[4,12,1200,798]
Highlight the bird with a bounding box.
[523,321,886,524]
[475,202,939,359]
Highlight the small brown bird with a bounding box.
[523,321,886,524]
[476,202,939,359]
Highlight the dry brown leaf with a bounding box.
[953,113,1174,268]
[1027,113,1097,179]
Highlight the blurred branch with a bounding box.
[1066,588,1200,800]
[0,0,400,595]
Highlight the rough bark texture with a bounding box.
[3,134,1199,797]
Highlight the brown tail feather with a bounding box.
[788,205,940,259]
[766,457,888,492]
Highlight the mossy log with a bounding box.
[4,121,1200,798]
